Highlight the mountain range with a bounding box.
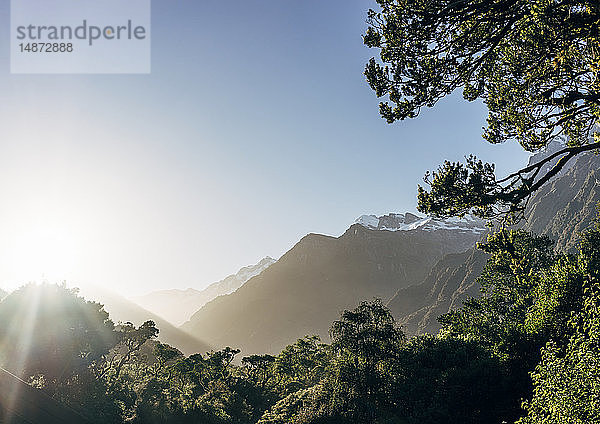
[178,147,598,356]
[180,213,486,354]
[523,152,600,252]
[4,144,593,359]
[131,257,276,326]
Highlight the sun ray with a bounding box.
[0,284,43,421]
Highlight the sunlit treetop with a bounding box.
[364,0,600,220]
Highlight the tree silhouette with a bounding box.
[364,0,600,220]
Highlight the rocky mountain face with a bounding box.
[522,152,600,252]
[355,213,485,234]
[181,215,485,355]
[392,149,600,336]
[389,248,487,335]
[131,257,276,326]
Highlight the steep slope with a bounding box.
[132,257,276,326]
[77,286,211,356]
[390,150,600,336]
[523,153,600,252]
[182,215,485,355]
[389,248,487,335]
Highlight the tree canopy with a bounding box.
[364,0,600,219]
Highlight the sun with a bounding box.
[6,225,78,286]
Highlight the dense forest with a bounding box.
[0,224,600,423]
[2,0,600,422]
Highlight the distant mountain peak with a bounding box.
[131,256,276,326]
[527,138,566,167]
[354,212,486,234]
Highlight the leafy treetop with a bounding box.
[364,0,600,220]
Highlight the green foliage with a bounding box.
[364,0,600,147]
[439,230,558,356]
[364,0,600,219]
[416,143,600,220]
[0,284,116,382]
[256,384,346,424]
[327,299,405,422]
[257,299,406,424]
[438,228,598,422]
[391,335,512,424]
[519,228,600,423]
[417,156,501,219]
[273,336,328,395]
[259,299,518,424]
[0,284,129,423]
[3,228,599,424]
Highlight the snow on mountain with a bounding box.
[355,213,486,234]
[216,257,277,294]
[184,212,487,355]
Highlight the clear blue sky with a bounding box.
[0,0,529,296]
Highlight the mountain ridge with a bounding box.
[181,216,485,355]
[132,257,276,326]
[391,150,600,336]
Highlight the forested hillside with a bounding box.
[393,151,600,335]
[78,286,211,356]
[2,225,599,424]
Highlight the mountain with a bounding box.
[131,257,276,326]
[0,288,6,300]
[522,152,600,252]
[389,248,487,335]
[182,146,598,352]
[355,212,484,233]
[391,149,600,335]
[76,285,211,356]
[181,214,485,355]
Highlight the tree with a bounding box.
[437,229,594,422]
[436,230,557,421]
[0,284,115,382]
[327,299,406,422]
[391,335,513,424]
[273,336,328,395]
[0,284,123,423]
[258,300,405,424]
[519,229,600,423]
[111,321,158,377]
[242,354,276,390]
[364,0,600,219]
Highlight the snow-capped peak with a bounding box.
[354,213,486,234]
[234,257,276,283]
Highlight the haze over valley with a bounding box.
[1,1,599,423]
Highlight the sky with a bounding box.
[0,0,530,296]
